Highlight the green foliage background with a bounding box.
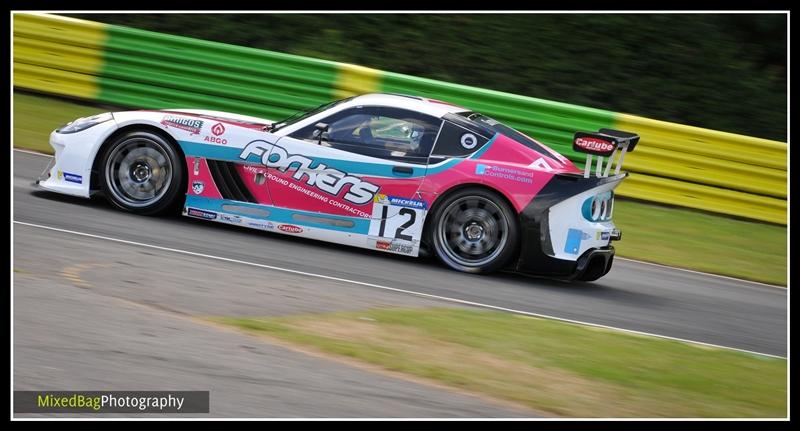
[71,13,786,141]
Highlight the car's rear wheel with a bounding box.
[431,188,519,274]
[100,130,183,215]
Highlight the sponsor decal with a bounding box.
[596,231,611,241]
[582,192,613,222]
[575,137,615,153]
[211,122,226,136]
[564,229,591,255]
[243,165,266,175]
[191,180,205,195]
[460,133,478,149]
[247,221,274,230]
[187,208,217,219]
[193,158,200,175]
[161,116,203,135]
[266,172,371,219]
[528,157,554,172]
[203,135,228,145]
[57,170,63,180]
[475,164,533,184]
[63,172,83,184]
[564,228,582,255]
[376,240,414,255]
[219,214,242,224]
[240,140,380,205]
[278,224,303,234]
[373,193,427,210]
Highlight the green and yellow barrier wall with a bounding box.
[13,13,787,224]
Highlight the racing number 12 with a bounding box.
[377,206,415,241]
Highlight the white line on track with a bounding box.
[13,148,53,157]
[13,219,786,359]
[13,148,786,289]
[615,257,786,289]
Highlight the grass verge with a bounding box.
[13,92,110,154]
[613,200,786,285]
[12,91,787,285]
[212,307,786,418]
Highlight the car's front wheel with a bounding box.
[430,188,519,274]
[100,130,184,215]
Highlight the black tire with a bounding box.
[429,187,520,274]
[99,130,184,215]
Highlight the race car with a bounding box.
[36,93,638,281]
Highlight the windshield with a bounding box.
[269,97,355,132]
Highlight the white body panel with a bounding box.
[37,119,120,197]
[547,176,621,261]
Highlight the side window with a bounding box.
[289,108,366,142]
[431,120,492,157]
[290,106,441,163]
[328,112,379,147]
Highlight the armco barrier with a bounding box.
[13,14,106,99]
[12,13,787,224]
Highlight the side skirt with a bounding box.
[182,195,420,258]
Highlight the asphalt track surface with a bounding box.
[13,150,787,416]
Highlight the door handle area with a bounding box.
[392,166,414,175]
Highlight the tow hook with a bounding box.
[610,229,622,241]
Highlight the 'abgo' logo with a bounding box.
[211,123,225,136]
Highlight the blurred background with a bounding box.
[71,13,787,140]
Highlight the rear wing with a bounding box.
[573,128,639,178]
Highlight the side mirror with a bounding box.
[314,122,329,145]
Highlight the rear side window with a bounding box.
[431,120,492,157]
[456,111,553,156]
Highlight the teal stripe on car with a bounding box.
[178,141,243,161]
[468,133,498,160]
[184,195,370,234]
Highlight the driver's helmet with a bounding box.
[407,125,424,153]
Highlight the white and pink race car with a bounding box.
[37,93,638,281]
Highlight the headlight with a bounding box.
[56,112,113,134]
